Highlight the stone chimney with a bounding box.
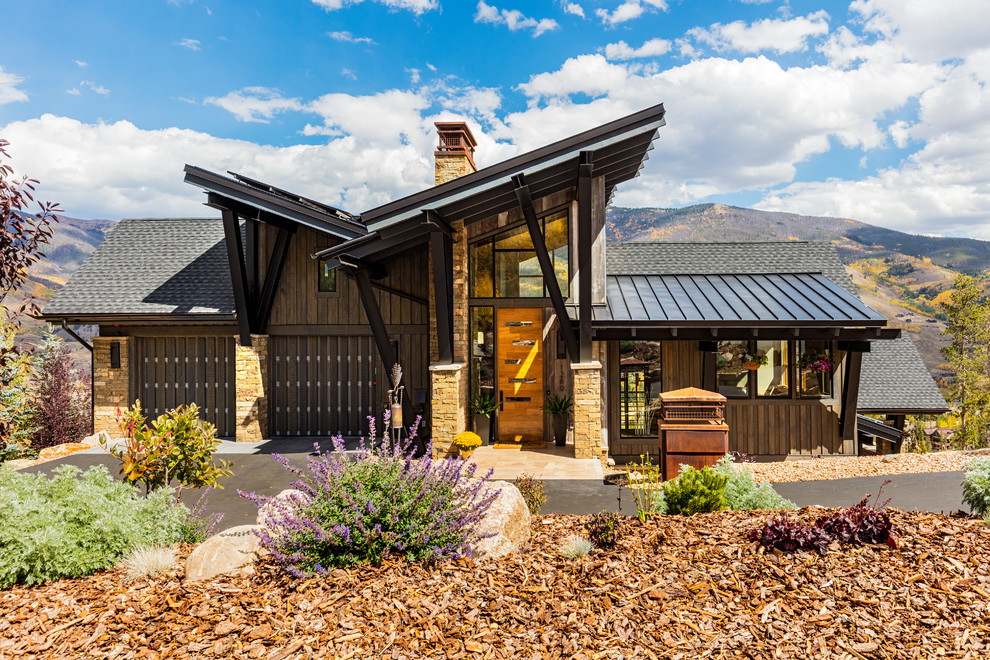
[434,121,477,186]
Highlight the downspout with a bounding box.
[60,319,95,435]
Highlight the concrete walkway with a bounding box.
[465,444,603,481]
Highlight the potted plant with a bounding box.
[743,353,769,371]
[454,431,482,458]
[542,395,573,447]
[471,392,498,445]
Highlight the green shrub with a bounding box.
[514,473,547,515]
[105,402,232,496]
[662,465,728,515]
[962,458,990,517]
[626,454,666,522]
[713,455,795,511]
[0,464,186,587]
[587,510,621,549]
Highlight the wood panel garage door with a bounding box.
[269,336,382,437]
[134,337,235,437]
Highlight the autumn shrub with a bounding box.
[0,464,186,587]
[587,509,622,549]
[28,333,90,449]
[750,484,898,556]
[104,402,232,496]
[662,465,728,515]
[241,415,498,574]
[713,455,795,511]
[961,457,990,517]
[514,473,547,515]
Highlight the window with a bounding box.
[717,340,791,398]
[716,340,750,398]
[469,210,569,298]
[469,307,495,401]
[317,259,337,293]
[797,340,833,397]
[618,341,662,437]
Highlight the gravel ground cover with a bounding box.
[1,510,988,659]
[748,450,990,484]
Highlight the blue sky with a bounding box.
[1,0,989,239]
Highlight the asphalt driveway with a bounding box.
[19,449,971,525]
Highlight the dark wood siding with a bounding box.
[132,336,235,437]
[261,225,428,328]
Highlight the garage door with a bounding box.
[133,336,236,437]
[269,336,382,437]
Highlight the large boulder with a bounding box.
[185,525,265,582]
[471,481,531,561]
[257,488,311,529]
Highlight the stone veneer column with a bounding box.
[235,334,268,443]
[92,336,131,436]
[571,361,603,459]
[429,362,468,458]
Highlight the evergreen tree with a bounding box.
[940,275,990,448]
[28,333,90,449]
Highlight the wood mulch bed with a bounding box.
[2,510,989,658]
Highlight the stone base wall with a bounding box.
[235,334,268,443]
[92,336,131,436]
[572,361,603,460]
[429,362,468,458]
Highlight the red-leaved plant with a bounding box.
[28,333,91,449]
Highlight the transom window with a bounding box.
[716,339,833,399]
[469,210,569,298]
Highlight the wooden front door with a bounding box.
[496,307,544,446]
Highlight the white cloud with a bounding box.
[175,38,201,51]
[517,55,631,101]
[688,11,830,54]
[407,68,420,84]
[204,87,303,123]
[596,0,667,26]
[0,67,28,105]
[563,2,584,18]
[604,38,672,60]
[73,60,88,68]
[66,88,81,96]
[311,0,438,15]
[851,0,990,63]
[78,80,110,95]
[328,30,376,44]
[474,2,559,37]
[341,68,358,80]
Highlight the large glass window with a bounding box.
[755,340,790,397]
[797,340,833,397]
[716,340,751,398]
[469,210,569,298]
[469,307,495,401]
[618,341,662,437]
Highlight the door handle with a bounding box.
[499,390,504,411]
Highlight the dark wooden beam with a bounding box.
[245,218,260,301]
[593,327,899,342]
[421,208,453,236]
[840,350,864,447]
[513,173,580,361]
[577,152,594,363]
[336,254,387,280]
[346,266,413,428]
[255,226,293,333]
[838,340,872,352]
[221,208,253,346]
[429,225,454,364]
[370,283,428,307]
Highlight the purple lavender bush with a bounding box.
[240,413,497,575]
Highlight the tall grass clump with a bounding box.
[0,464,186,587]
[241,413,497,575]
[120,545,176,581]
[713,455,795,511]
[626,454,666,521]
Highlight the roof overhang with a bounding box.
[40,313,237,325]
[184,166,367,239]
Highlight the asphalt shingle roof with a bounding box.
[606,241,856,294]
[43,218,235,318]
[859,335,948,413]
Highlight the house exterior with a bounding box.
[43,104,946,460]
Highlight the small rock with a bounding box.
[185,525,266,582]
[882,454,900,463]
[81,431,112,448]
[257,489,311,529]
[606,457,616,467]
[471,481,531,561]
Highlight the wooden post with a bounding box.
[221,208,253,346]
[430,227,454,364]
[840,350,863,454]
[577,152,594,363]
